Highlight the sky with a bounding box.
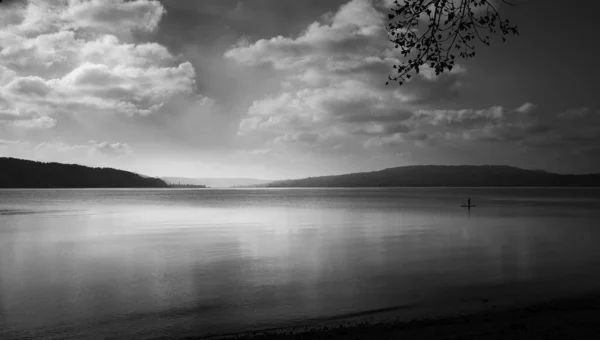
[0,0,599,179]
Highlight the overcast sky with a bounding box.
[1,0,599,179]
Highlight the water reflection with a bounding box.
[1,188,600,337]
[0,256,5,325]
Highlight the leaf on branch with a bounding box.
[386,0,518,85]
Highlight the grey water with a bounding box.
[1,188,600,338]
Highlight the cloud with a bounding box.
[515,102,537,114]
[1,0,164,36]
[89,141,132,156]
[359,102,600,156]
[237,79,414,152]
[223,0,415,101]
[33,140,132,156]
[0,107,57,129]
[0,139,132,159]
[0,139,24,146]
[387,104,535,146]
[407,104,600,149]
[0,0,197,130]
[558,107,589,119]
[61,0,165,33]
[10,115,57,129]
[226,0,466,155]
[225,0,386,70]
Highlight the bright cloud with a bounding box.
[225,0,387,70]
[0,139,132,164]
[0,0,196,131]
[62,0,165,33]
[226,0,466,156]
[515,102,537,114]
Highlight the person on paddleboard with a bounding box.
[467,198,471,206]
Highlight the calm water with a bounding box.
[1,188,600,338]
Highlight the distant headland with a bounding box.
[0,157,167,188]
[260,165,600,188]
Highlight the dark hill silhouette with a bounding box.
[0,157,167,188]
[263,165,600,188]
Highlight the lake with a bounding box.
[1,188,600,338]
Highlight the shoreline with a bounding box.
[197,294,600,339]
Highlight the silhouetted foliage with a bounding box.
[386,0,519,85]
[264,166,600,187]
[168,184,208,188]
[0,157,168,188]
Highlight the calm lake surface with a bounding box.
[1,188,600,338]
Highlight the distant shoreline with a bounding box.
[2,186,600,189]
[257,186,600,188]
[262,165,600,188]
[3,158,600,188]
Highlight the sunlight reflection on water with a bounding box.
[1,188,600,338]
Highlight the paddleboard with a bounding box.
[461,204,475,208]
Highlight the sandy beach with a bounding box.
[196,294,600,339]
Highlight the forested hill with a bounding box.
[264,165,600,187]
[0,157,167,188]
